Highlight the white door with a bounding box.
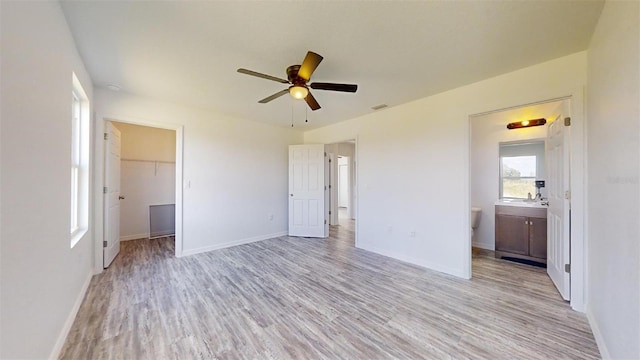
[103,122,122,268]
[546,115,571,300]
[289,144,325,237]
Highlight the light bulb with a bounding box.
[289,85,309,100]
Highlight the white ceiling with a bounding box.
[60,1,603,130]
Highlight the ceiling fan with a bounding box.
[237,51,358,111]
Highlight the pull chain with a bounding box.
[291,103,294,128]
[305,105,308,123]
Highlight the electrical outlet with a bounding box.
[387,225,393,232]
[409,231,416,237]
[269,214,274,221]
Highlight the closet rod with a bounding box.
[121,158,176,164]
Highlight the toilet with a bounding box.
[471,207,482,236]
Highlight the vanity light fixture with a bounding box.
[507,118,546,130]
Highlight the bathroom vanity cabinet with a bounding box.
[495,205,547,263]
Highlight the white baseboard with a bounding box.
[472,241,494,250]
[49,271,93,360]
[357,242,468,279]
[586,307,611,359]
[180,231,288,257]
[120,233,148,241]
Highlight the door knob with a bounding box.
[290,194,293,197]
[119,196,125,200]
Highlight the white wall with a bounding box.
[0,2,95,359]
[305,52,587,278]
[113,122,176,240]
[120,161,176,239]
[586,1,639,358]
[95,90,303,257]
[470,100,564,250]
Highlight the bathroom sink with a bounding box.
[495,199,547,208]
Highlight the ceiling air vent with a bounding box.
[371,104,388,111]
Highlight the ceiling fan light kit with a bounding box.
[237,51,358,111]
[289,85,308,100]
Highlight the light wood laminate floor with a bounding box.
[60,224,599,359]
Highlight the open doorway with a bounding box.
[469,97,577,304]
[114,122,176,234]
[96,117,184,272]
[103,121,177,267]
[325,140,356,247]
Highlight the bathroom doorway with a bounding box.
[469,97,577,304]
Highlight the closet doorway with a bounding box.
[104,121,177,267]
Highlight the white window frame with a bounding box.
[499,155,538,199]
[71,92,80,233]
[71,73,89,248]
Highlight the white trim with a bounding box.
[93,113,184,273]
[70,227,88,248]
[120,233,148,241]
[587,308,610,359]
[359,242,470,279]
[567,87,587,312]
[175,126,184,257]
[180,231,288,257]
[48,272,93,360]
[354,135,359,247]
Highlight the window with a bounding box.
[501,155,537,199]
[71,93,80,233]
[71,73,89,247]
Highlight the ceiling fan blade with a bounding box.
[238,68,289,84]
[258,89,289,103]
[305,91,321,111]
[310,82,358,93]
[297,51,323,81]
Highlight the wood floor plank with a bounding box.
[59,222,599,359]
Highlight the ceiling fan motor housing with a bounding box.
[286,65,305,85]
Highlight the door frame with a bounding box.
[324,138,359,246]
[328,153,338,225]
[338,156,350,210]
[93,114,184,274]
[467,89,586,312]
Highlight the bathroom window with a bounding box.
[501,155,537,199]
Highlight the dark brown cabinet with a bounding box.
[495,205,547,263]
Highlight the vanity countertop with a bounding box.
[494,199,548,209]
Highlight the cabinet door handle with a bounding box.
[530,221,533,225]
[524,220,529,225]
